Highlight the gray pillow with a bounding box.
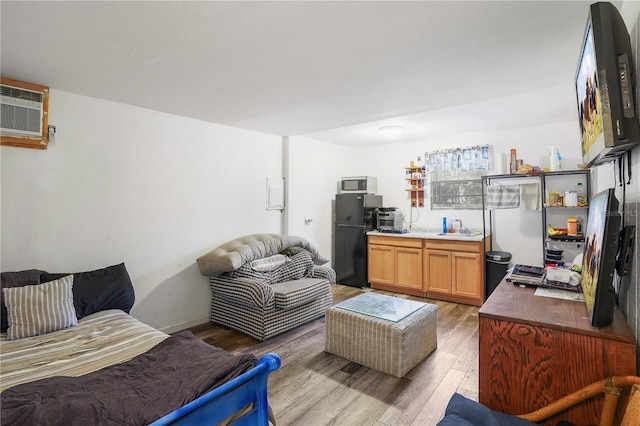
[3,275,78,340]
[1,269,45,332]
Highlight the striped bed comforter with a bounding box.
[0,309,168,392]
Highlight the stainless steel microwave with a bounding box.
[340,176,377,194]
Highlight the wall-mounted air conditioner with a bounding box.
[1,78,49,149]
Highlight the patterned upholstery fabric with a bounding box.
[209,276,332,341]
[208,277,275,309]
[271,278,330,310]
[309,265,336,284]
[202,234,335,341]
[228,251,313,285]
[208,264,335,341]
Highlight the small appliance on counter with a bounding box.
[377,208,405,233]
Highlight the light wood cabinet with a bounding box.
[395,247,423,290]
[452,252,483,300]
[367,234,486,304]
[423,249,451,295]
[424,239,484,306]
[368,243,395,285]
[368,235,424,297]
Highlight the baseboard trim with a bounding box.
[159,316,209,335]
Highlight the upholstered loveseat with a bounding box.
[196,234,335,341]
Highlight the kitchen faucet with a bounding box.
[453,218,470,234]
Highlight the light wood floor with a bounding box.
[188,284,480,426]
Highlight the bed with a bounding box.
[0,264,280,425]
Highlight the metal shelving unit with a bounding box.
[481,170,591,267]
[481,173,541,253]
[541,170,591,266]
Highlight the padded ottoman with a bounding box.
[325,295,437,377]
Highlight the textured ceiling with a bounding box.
[0,1,602,146]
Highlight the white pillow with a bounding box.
[250,254,290,272]
[3,275,77,340]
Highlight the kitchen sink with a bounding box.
[435,232,479,238]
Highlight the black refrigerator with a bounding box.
[333,193,383,287]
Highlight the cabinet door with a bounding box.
[368,244,394,285]
[424,249,452,295]
[395,247,423,290]
[452,252,482,300]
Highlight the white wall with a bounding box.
[0,89,282,332]
[284,118,583,268]
[286,136,352,260]
[355,120,583,266]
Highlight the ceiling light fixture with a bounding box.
[378,125,405,139]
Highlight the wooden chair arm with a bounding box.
[516,376,640,425]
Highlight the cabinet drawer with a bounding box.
[424,239,482,253]
[368,235,422,248]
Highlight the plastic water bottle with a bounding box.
[442,217,447,233]
[557,151,563,170]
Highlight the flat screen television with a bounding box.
[580,188,620,327]
[575,2,639,167]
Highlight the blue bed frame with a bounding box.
[149,353,281,426]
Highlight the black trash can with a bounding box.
[485,251,512,300]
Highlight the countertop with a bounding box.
[367,229,488,241]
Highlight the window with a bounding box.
[430,179,484,210]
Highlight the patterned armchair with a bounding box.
[197,234,335,341]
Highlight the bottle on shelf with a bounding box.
[510,149,517,174]
[577,182,587,206]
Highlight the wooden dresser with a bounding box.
[478,280,636,425]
